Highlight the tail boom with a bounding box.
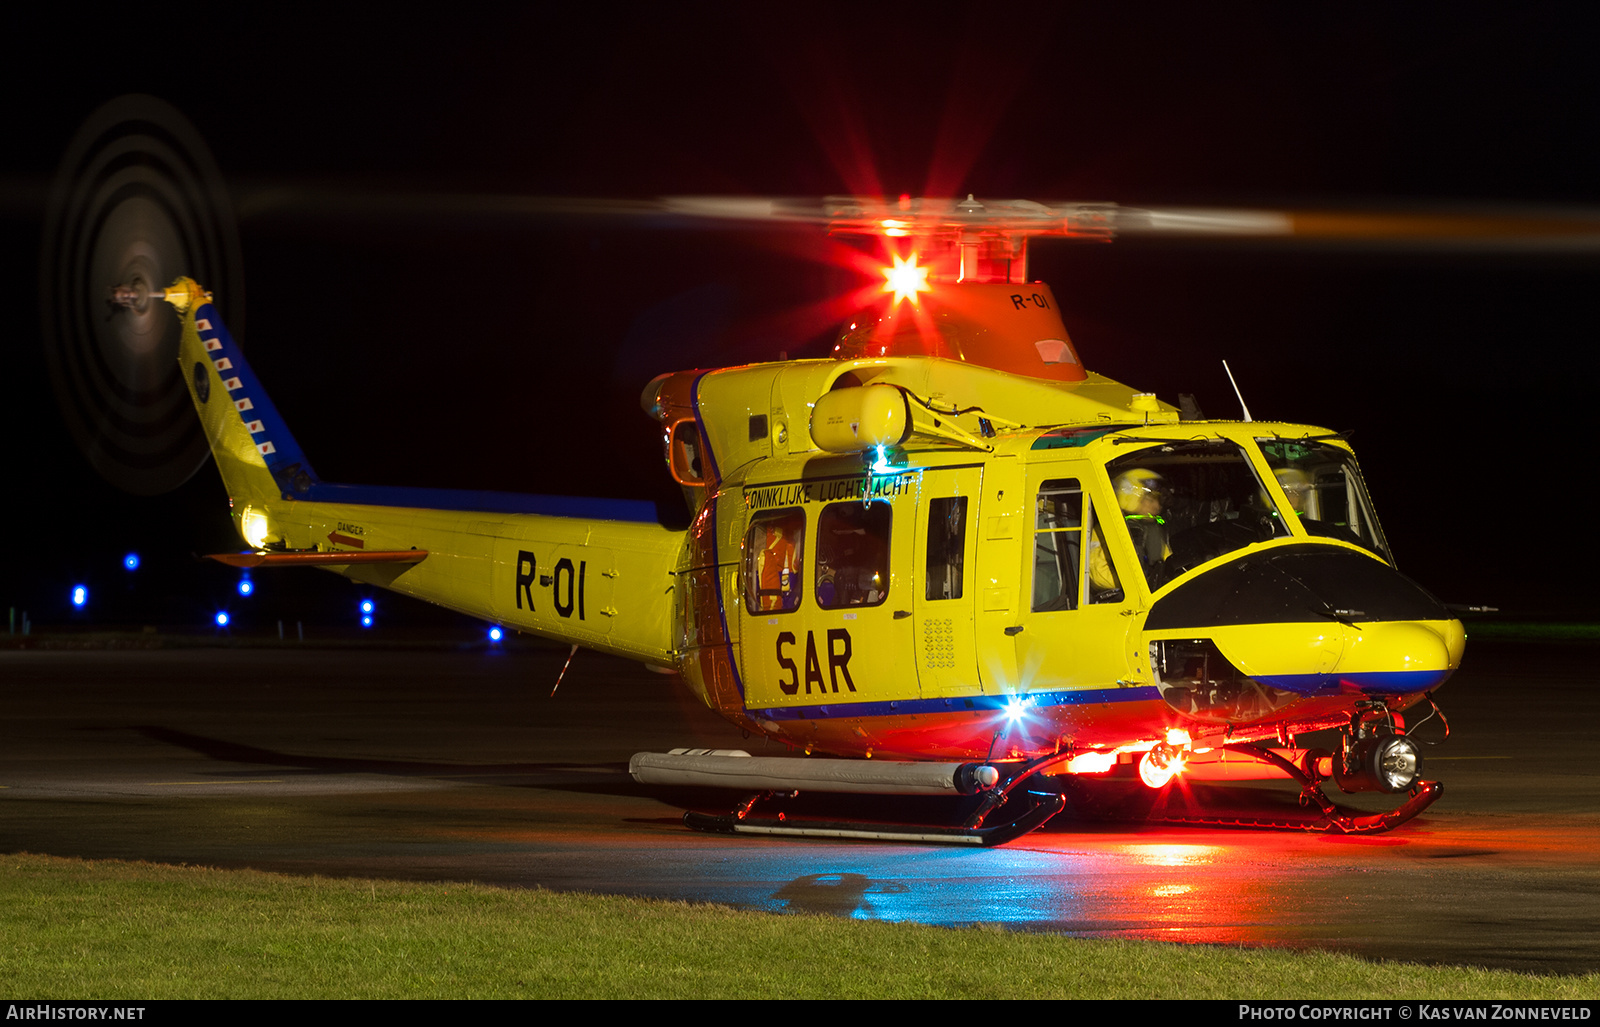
[264,497,683,664]
[171,279,683,664]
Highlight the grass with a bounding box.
[1,853,1596,999]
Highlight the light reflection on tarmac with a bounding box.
[1,640,1597,973]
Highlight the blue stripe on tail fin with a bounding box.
[194,304,319,498]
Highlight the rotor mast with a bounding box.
[822,194,1117,284]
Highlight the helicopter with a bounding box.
[101,190,1464,846]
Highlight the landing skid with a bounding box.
[1221,742,1444,834]
[1065,743,1443,834]
[1145,780,1442,833]
[684,790,1066,847]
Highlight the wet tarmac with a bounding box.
[1,638,1597,974]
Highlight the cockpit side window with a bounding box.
[1085,497,1124,605]
[816,502,892,609]
[744,509,805,614]
[1257,440,1392,562]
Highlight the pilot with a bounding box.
[1090,468,1172,592]
[1274,467,1311,516]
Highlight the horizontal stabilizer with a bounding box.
[207,550,429,568]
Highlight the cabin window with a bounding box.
[1257,439,1391,562]
[1033,480,1083,611]
[669,420,707,485]
[744,509,805,613]
[925,496,967,600]
[816,502,892,608]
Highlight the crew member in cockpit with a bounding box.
[1274,467,1311,516]
[1091,468,1172,592]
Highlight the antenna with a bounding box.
[1222,360,1254,422]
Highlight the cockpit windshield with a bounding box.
[1103,439,1289,591]
[1257,438,1391,562]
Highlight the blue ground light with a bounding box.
[70,585,87,608]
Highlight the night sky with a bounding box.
[3,7,1596,632]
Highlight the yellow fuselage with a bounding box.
[175,283,1462,767]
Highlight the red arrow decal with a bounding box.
[327,531,365,549]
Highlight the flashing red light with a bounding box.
[881,252,931,306]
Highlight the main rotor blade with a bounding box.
[232,188,839,228]
[1111,205,1600,250]
[233,186,1600,251]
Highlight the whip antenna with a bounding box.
[1222,360,1254,422]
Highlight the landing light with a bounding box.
[1371,736,1421,792]
[71,585,87,608]
[240,507,269,549]
[1139,743,1188,789]
[237,576,254,597]
[488,626,504,643]
[1336,735,1423,794]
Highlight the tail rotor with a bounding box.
[40,94,244,495]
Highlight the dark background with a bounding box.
[2,6,1595,634]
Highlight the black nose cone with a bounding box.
[1145,543,1451,630]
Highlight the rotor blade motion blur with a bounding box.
[233,186,1600,252]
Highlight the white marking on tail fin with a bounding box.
[258,441,276,455]
[214,357,233,370]
[245,420,264,433]
[197,319,212,331]
[223,377,242,391]
[204,338,222,351]
[236,398,254,412]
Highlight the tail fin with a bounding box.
[170,277,319,508]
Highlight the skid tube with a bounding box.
[684,791,1065,847]
[681,749,1080,847]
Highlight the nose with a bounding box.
[1226,617,1464,698]
[1142,543,1465,714]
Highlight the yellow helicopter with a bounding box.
[112,195,1463,846]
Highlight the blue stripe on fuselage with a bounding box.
[691,370,744,700]
[749,685,1163,721]
[1255,669,1452,697]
